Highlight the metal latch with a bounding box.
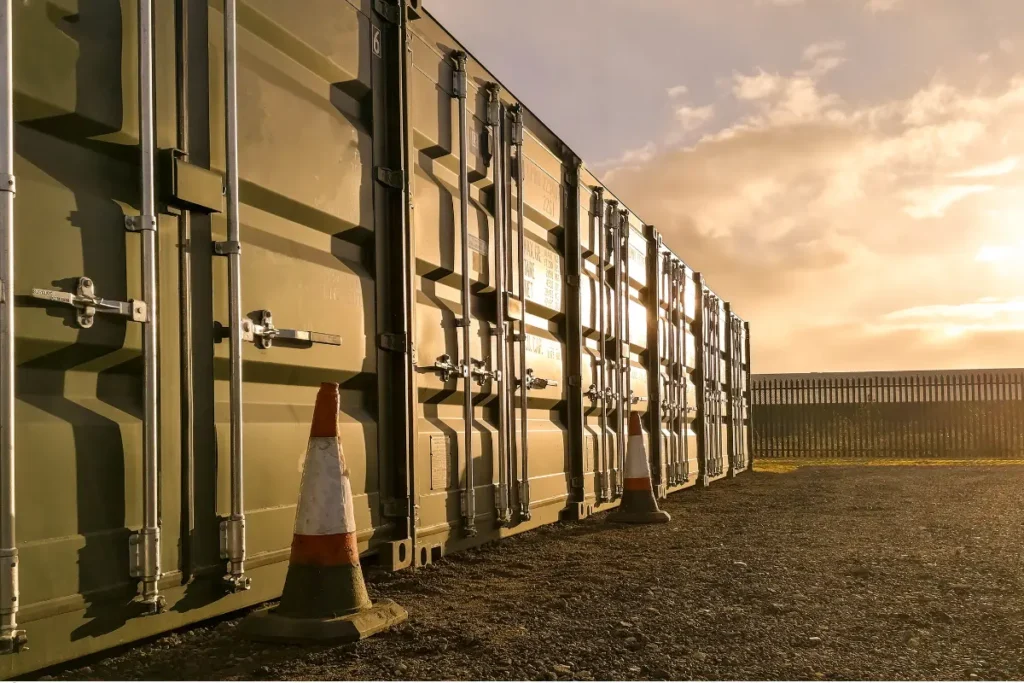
[451,52,468,98]
[470,358,499,386]
[426,353,460,382]
[523,368,559,390]
[240,310,342,350]
[486,83,502,127]
[629,391,648,406]
[511,104,524,145]
[585,384,602,402]
[32,277,148,328]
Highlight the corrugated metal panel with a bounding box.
[0,1,751,675]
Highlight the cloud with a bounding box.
[733,69,783,100]
[675,104,716,131]
[803,41,846,63]
[902,184,994,219]
[592,142,658,173]
[601,55,1024,372]
[950,157,1019,178]
[666,85,690,98]
[865,0,901,13]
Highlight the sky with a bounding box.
[424,0,1024,374]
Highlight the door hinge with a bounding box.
[373,0,401,24]
[378,332,410,353]
[566,274,580,288]
[376,166,404,189]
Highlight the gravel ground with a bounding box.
[47,464,1024,680]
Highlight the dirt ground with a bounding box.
[46,463,1024,681]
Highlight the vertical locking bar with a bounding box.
[678,262,688,483]
[717,299,725,475]
[621,209,631,468]
[645,228,663,495]
[668,258,679,486]
[564,154,585,509]
[745,320,754,471]
[0,0,24,653]
[221,0,249,591]
[694,272,708,486]
[452,52,476,535]
[512,103,531,520]
[725,303,737,477]
[174,0,196,583]
[132,0,164,614]
[607,200,624,497]
[487,83,511,526]
[593,187,608,504]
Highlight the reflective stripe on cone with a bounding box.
[239,382,407,643]
[607,411,671,525]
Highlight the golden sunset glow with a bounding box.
[430,0,1024,373]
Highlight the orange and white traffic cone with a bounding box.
[240,382,407,643]
[608,412,671,524]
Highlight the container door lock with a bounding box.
[424,353,460,382]
[31,277,148,328]
[523,368,559,390]
[585,384,603,402]
[470,358,498,386]
[238,310,342,350]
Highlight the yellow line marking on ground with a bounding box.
[755,458,1024,474]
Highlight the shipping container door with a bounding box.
[623,217,651,477]
[697,279,727,484]
[407,31,499,556]
[726,310,750,475]
[656,252,673,493]
[11,0,183,663]
[658,253,696,493]
[509,125,569,522]
[203,0,381,576]
[682,268,699,483]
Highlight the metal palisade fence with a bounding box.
[751,370,1024,459]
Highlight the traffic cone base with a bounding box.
[240,599,407,644]
[240,383,407,643]
[608,412,672,525]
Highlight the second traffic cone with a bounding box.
[240,383,407,643]
[608,412,671,524]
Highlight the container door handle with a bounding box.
[32,277,148,328]
[523,368,559,390]
[225,309,342,350]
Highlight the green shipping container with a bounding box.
[0,0,751,676]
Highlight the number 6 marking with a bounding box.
[372,26,382,57]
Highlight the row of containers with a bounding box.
[0,0,751,676]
